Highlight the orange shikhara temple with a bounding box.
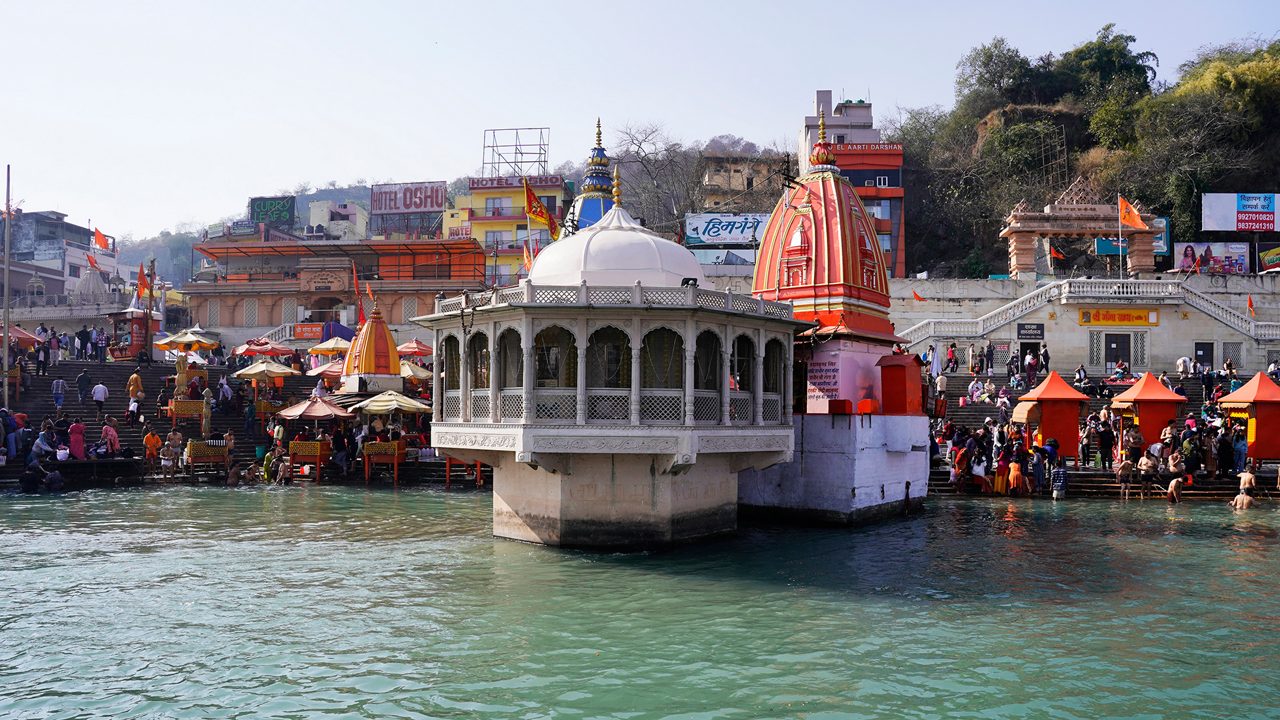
[1219,373,1280,460]
[753,111,896,344]
[341,304,401,393]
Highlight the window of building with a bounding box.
[835,134,846,143]
[538,195,557,214]
[484,230,511,249]
[878,234,892,253]
[876,176,889,188]
[484,197,512,216]
[68,264,81,278]
[746,177,755,191]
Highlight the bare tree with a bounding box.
[612,123,704,232]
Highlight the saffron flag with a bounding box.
[94,227,110,250]
[86,254,99,270]
[136,262,149,298]
[912,290,925,302]
[522,236,533,273]
[1118,196,1148,230]
[366,279,375,304]
[523,178,559,240]
[1050,246,1066,260]
[1248,294,1256,317]
[1191,255,1201,274]
[351,260,366,325]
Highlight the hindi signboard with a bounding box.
[1174,242,1251,274]
[684,213,770,246]
[1016,323,1045,340]
[370,181,448,216]
[1078,308,1159,327]
[248,196,296,226]
[293,323,324,340]
[1093,217,1171,255]
[1202,193,1276,232]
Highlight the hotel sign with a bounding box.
[467,175,563,190]
[370,181,448,215]
[832,143,902,152]
[447,224,472,240]
[1078,308,1159,326]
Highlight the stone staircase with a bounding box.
[927,468,1244,500]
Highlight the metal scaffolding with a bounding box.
[481,128,550,178]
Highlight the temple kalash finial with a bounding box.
[809,108,837,169]
[612,165,622,207]
[595,117,603,148]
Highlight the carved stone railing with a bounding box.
[430,279,793,321]
[262,323,295,343]
[470,389,491,421]
[532,388,576,421]
[901,278,1280,348]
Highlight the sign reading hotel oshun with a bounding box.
[684,213,770,246]
[1202,193,1276,232]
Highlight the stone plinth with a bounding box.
[491,454,738,548]
[1007,232,1039,278]
[1125,232,1156,275]
[738,414,930,524]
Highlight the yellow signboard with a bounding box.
[1078,308,1159,326]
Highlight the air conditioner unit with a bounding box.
[864,180,875,186]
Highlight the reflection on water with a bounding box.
[2,487,1279,718]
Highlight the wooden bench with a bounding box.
[184,440,228,480]
[363,440,407,486]
[288,440,331,480]
[170,399,207,429]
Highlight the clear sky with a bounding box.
[3,0,1277,239]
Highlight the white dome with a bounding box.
[529,206,707,288]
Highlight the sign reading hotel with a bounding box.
[370,181,447,215]
[1202,193,1276,232]
[684,213,770,246]
[467,175,563,190]
[1078,308,1159,326]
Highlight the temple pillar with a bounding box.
[630,343,642,426]
[1126,231,1156,275]
[721,346,732,427]
[521,317,534,423]
[1007,231,1039,278]
[432,332,443,418]
[488,323,500,423]
[683,319,695,426]
[753,339,764,426]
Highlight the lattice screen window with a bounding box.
[1223,342,1243,369]
[1134,332,1148,367]
[1088,332,1102,366]
[1268,349,1280,367]
[243,298,258,326]
[281,297,297,324]
[363,297,375,317]
[207,300,221,327]
[402,297,418,322]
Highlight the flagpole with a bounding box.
[3,164,11,409]
[145,258,156,362]
[1117,194,1124,279]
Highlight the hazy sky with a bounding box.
[3,0,1277,239]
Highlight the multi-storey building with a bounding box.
[798,90,906,278]
[441,174,570,287]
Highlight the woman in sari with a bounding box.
[993,445,1011,495]
[1008,449,1027,496]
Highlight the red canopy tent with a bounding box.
[276,396,354,422]
[397,339,433,357]
[1218,372,1280,461]
[1019,371,1091,459]
[0,325,40,348]
[1110,372,1186,443]
[234,337,294,357]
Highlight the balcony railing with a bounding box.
[469,207,528,221]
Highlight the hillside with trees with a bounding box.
[889,27,1280,277]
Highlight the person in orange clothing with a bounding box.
[143,422,163,473]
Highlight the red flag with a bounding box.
[1050,246,1066,260]
[1118,196,1148,230]
[352,260,365,325]
[1248,294,1256,317]
[523,178,559,239]
[522,236,533,273]
[94,227,110,250]
[86,254,100,270]
[136,262,149,298]
[1191,255,1201,274]
[912,290,925,302]
[366,280,375,303]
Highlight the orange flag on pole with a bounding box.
[136,262,149,298]
[351,260,365,325]
[86,254,100,270]
[912,290,925,302]
[94,227,110,250]
[1248,294,1256,317]
[1050,246,1066,260]
[1118,196,1148,230]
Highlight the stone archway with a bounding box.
[1001,177,1156,278]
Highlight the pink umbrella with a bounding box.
[234,337,294,357]
[275,396,354,421]
[397,338,433,357]
[306,359,344,380]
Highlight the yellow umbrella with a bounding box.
[232,359,301,381]
[309,337,351,356]
[155,329,218,351]
[350,390,432,414]
[399,360,431,380]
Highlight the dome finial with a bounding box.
[818,109,827,143]
[612,166,622,207]
[595,118,602,148]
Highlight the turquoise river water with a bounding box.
[2,487,1279,719]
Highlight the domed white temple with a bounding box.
[415,175,803,548]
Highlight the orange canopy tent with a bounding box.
[1110,372,1185,441]
[1019,371,1090,458]
[0,325,40,348]
[1218,372,1280,460]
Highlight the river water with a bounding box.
[2,487,1278,719]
